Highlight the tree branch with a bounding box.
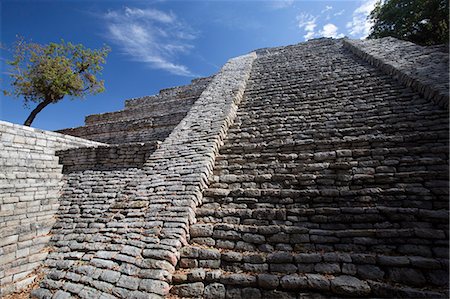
[23,98,53,126]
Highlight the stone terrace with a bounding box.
[0,37,448,299]
[58,77,213,144]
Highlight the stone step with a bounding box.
[124,76,212,109]
[170,268,447,298]
[187,220,448,256]
[224,124,448,145]
[233,112,447,130]
[217,131,448,155]
[235,90,424,111]
[209,169,448,187]
[58,114,185,144]
[200,186,449,208]
[174,244,448,295]
[234,94,442,116]
[84,98,195,126]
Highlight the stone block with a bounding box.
[257,274,279,289]
[204,283,226,299]
[190,224,214,237]
[171,282,204,297]
[330,275,371,296]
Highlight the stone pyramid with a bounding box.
[0,37,448,298]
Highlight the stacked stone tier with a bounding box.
[58,77,212,144]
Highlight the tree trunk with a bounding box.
[23,99,53,127]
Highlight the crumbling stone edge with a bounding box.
[343,38,449,109]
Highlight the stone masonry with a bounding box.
[171,38,448,298]
[0,37,448,298]
[0,121,104,295]
[57,77,213,144]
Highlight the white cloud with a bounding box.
[334,9,345,16]
[346,0,377,38]
[124,7,174,23]
[304,30,315,40]
[297,13,318,40]
[319,23,345,38]
[103,7,196,76]
[269,0,294,9]
[321,5,333,13]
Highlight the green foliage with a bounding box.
[368,0,449,46]
[4,37,110,126]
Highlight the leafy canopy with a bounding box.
[368,0,449,46]
[4,37,110,126]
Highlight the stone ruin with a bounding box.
[0,37,448,298]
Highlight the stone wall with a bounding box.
[343,37,449,108]
[56,142,160,173]
[0,121,104,296]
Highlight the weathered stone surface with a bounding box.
[3,37,449,299]
[344,37,449,108]
[241,287,262,299]
[116,275,140,290]
[357,265,385,280]
[30,288,52,299]
[280,275,308,290]
[267,252,293,263]
[0,121,105,297]
[171,282,205,297]
[221,273,257,286]
[387,268,426,286]
[100,269,121,284]
[204,283,226,299]
[305,274,330,291]
[52,290,71,299]
[139,279,170,296]
[187,269,206,282]
[330,275,371,296]
[190,224,214,237]
[169,37,448,298]
[257,274,279,289]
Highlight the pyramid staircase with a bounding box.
[170,39,449,298]
[4,37,445,299]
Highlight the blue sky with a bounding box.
[1,0,376,131]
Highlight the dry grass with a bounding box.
[2,270,45,299]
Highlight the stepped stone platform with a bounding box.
[0,37,448,298]
[57,77,213,144]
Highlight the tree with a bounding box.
[368,0,449,46]
[4,38,110,126]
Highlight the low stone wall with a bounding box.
[56,142,160,173]
[343,37,449,108]
[0,121,104,296]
